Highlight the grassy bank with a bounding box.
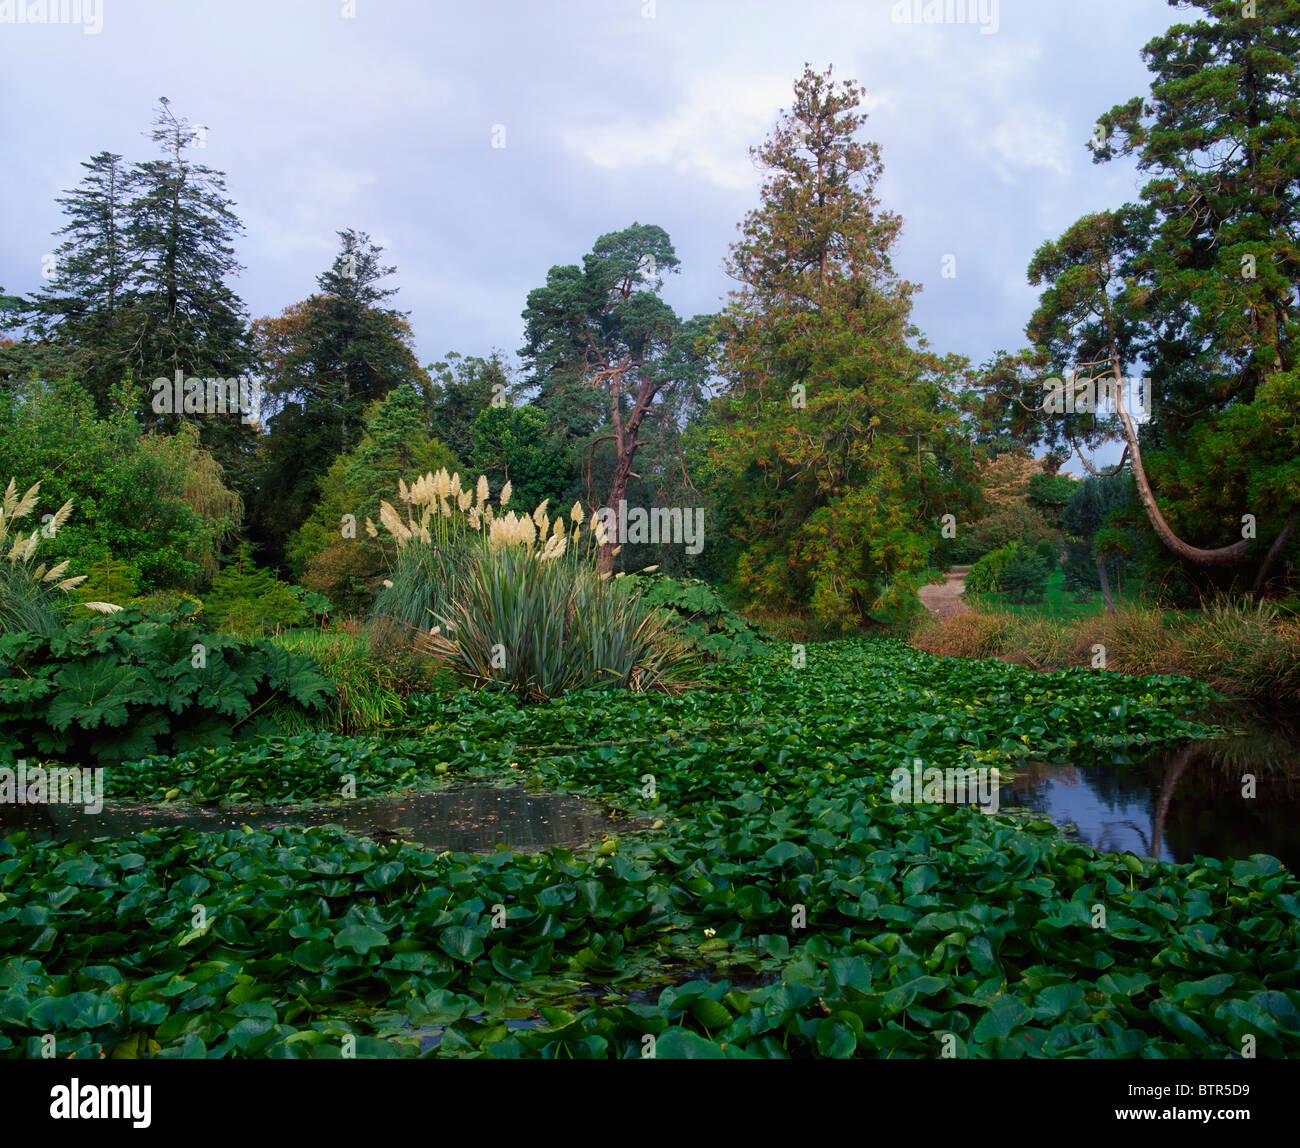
[910,596,1300,702]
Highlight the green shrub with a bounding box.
[201,544,307,636]
[271,619,445,734]
[72,555,141,607]
[967,542,1049,602]
[0,604,331,764]
[634,575,769,660]
[1002,548,1051,603]
[965,544,1015,594]
[952,502,1055,562]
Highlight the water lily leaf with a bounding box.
[655,1028,728,1059]
[816,1018,857,1058]
[334,925,388,955]
[438,925,484,962]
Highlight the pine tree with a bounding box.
[519,223,714,573]
[202,543,304,635]
[1010,1,1300,595]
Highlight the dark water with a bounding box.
[0,786,627,854]
[1000,702,1300,869]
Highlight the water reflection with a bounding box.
[1002,705,1300,868]
[0,786,627,853]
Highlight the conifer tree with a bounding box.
[712,64,977,625]
[519,223,714,574]
[1004,1,1300,594]
[127,98,251,392]
[28,151,134,406]
[248,231,428,564]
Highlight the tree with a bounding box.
[0,376,240,592]
[1006,2,1300,596]
[287,384,460,609]
[1062,471,1138,611]
[468,404,573,512]
[201,543,306,635]
[710,64,978,625]
[26,152,135,406]
[423,350,513,463]
[127,98,252,403]
[248,230,428,565]
[519,223,715,574]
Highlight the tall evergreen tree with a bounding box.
[711,64,978,625]
[127,97,251,394]
[519,223,714,573]
[1001,1,1300,595]
[247,230,428,565]
[27,151,134,406]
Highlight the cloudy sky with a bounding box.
[2,0,1179,397]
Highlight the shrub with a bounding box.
[965,544,1015,594]
[966,542,1049,602]
[1001,548,1051,603]
[0,604,330,764]
[421,538,697,702]
[634,575,769,660]
[72,554,141,608]
[271,618,442,733]
[201,544,307,636]
[952,502,1055,563]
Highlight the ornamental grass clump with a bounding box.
[370,468,696,700]
[0,478,120,636]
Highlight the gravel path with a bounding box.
[917,565,972,618]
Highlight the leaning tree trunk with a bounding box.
[591,361,657,578]
[1107,363,1249,567]
[596,451,636,577]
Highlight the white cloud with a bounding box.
[562,74,853,192]
[989,111,1071,181]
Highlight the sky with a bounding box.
[1,0,1181,438]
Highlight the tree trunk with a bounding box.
[1108,365,1249,567]
[1096,555,1116,615]
[596,437,641,576]
[1251,511,1297,598]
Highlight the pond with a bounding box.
[0,786,630,854]
[1000,701,1300,869]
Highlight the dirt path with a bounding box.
[917,565,971,618]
